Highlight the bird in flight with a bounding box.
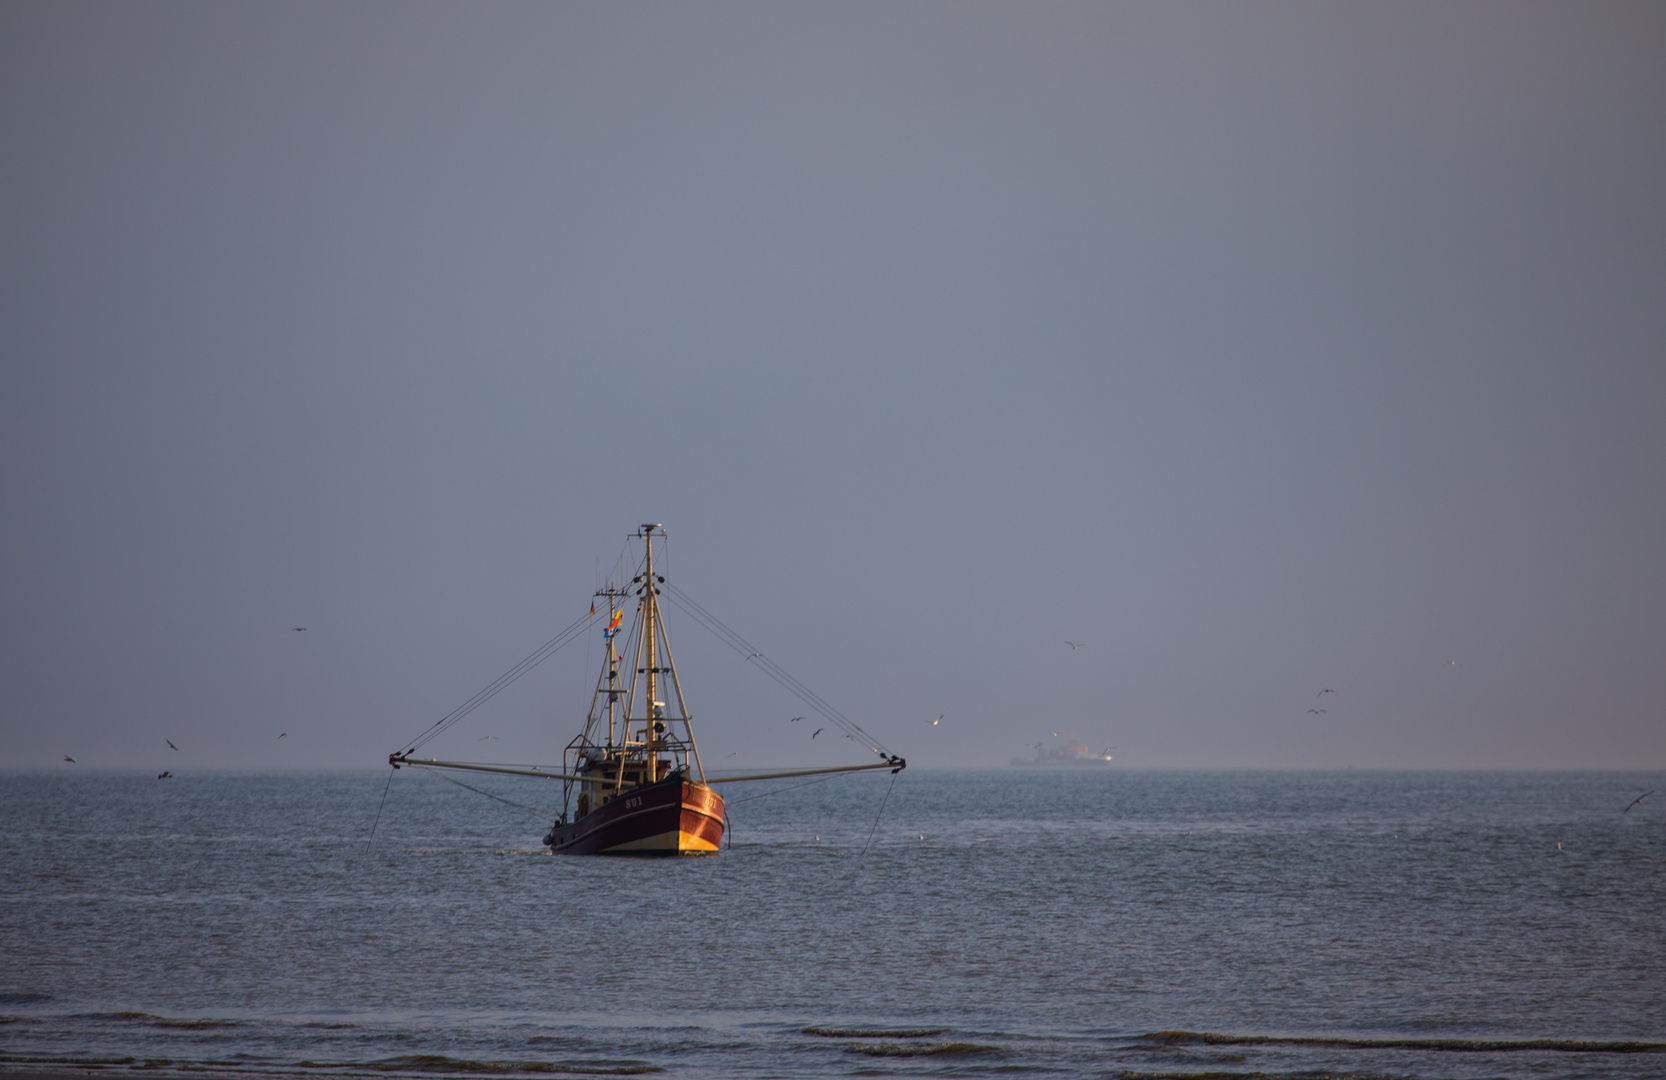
[811,727,825,739]
[1445,660,1459,666]
[292,627,306,632]
[278,733,288,739]
[927,714,943,726]
[1065,641,1085,650]
[64,755,76,763]
[1624,790,1656,813]
[746,652,763,662]
[790,716,805,723]
[477,735,497,741]
[727,752,740,758]
[1307,708,1326,715]
[166,739,178,751]
[1317,689,1335,697]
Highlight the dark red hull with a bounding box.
[545,776,724,855]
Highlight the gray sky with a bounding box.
[3,2,1663,771]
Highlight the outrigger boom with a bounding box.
[388,754,906,783]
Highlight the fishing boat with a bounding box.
[1010,733,1114,767]
[387,524,905,855]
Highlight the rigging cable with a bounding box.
[722,771,851,851]
[661,582,895,760]
[860,771,899,857]
[411,764,555,816]
[394,608,600,756]
[364,767,396,855]
[725,770,848,805]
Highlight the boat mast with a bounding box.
[642,525,660,785]
[622,522,706,785]
[579,586,629,750]
[605,633,618,747]
[656,616,705,783]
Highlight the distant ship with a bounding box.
[388,524,905,855]
[1011,735,1114,767]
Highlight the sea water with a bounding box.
[2,768,1663,1080]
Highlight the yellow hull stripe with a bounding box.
[600,829,721,854]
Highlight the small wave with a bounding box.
[1138,1030,1666,1054]
[298,1055,661,1076]
[1110,1073,1408,1080]
[844,1042,999,1057]
[0,993,52,1006]
[62,1011,243,1029]
[0,1055,138,1068]
[803,1027,948,1038]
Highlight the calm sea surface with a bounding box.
[2,768,1663,1080]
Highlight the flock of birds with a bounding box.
[62,728,292,776]
[1299,661,1462,721]
[61,629,316,769]
[51,632,1654,817]
[760,642,1086,753]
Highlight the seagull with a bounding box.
[292,627,306,632]
[1445,660,1459,666]
[790,716,805,723]
[1307,708,1326,715]
[745,652,763,662]
[811,728,825,739]
[1065,641,1085,650]
[477,735,497,741]
[1317,689,1335,697]
[278,733,288,739]
[727,752,740,758]
[64,755,76,763]
[1624,790,1656,813]
[927,714,943,726]
[166,739,178,751]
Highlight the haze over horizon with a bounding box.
[3,2,1663,772]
